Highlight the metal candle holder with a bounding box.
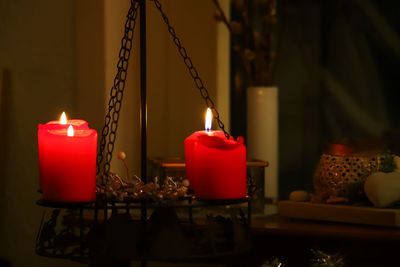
[36,1,254,266]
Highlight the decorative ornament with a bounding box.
[310,249,345,267]
[96,152,190,201]
[96,174,189,202]
[313,152,394,204]
[289,190,310,202]
[261,257,285,267]
[364,168,400,207]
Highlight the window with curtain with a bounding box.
[230,0,400,198]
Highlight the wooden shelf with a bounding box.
[251,213,400,242]
[277,200,400,228]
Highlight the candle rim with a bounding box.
[196,133,244,150]
[46,128,97,138]
[38,119,89,131]
[45,119,88,126]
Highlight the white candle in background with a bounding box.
[247,86,279,201]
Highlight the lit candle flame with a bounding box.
[60,112,67,125]
[205,108,212,132]
[67,125,74,137]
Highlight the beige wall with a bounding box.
[154,0,218,158]
[0,1,80,266]
[75,0,106,133]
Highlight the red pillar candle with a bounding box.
[40,125,97,202]
[184,109,247,200]
[37,112,89,191]
[38,112,97,202]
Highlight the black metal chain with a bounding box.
[152,0,231,140]
[97,0,140,176]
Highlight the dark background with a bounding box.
[230,0,400,198]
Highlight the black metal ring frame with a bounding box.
[37,196,251,210]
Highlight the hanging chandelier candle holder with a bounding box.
[38,112,97,203]
[36,0,248,204]
[35,0,253,264]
